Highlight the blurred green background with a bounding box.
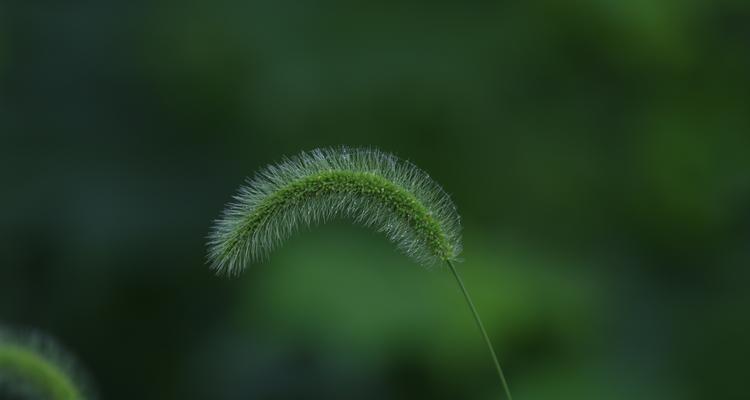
[1,0,749,399]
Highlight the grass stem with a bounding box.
[446,260,513,400]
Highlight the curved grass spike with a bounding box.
[208,147,512,399]
[0,327,96,400]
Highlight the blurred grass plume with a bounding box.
[0,326,96,400]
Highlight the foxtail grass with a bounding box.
[208,147,512,399]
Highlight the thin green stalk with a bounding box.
[446,260,512,400]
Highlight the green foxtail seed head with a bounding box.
[208,147,462,276]
[0,327,96,400]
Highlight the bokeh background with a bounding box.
[1,0,749,399]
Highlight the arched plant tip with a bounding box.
[207,147,512,399]
[0,326,96,400]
